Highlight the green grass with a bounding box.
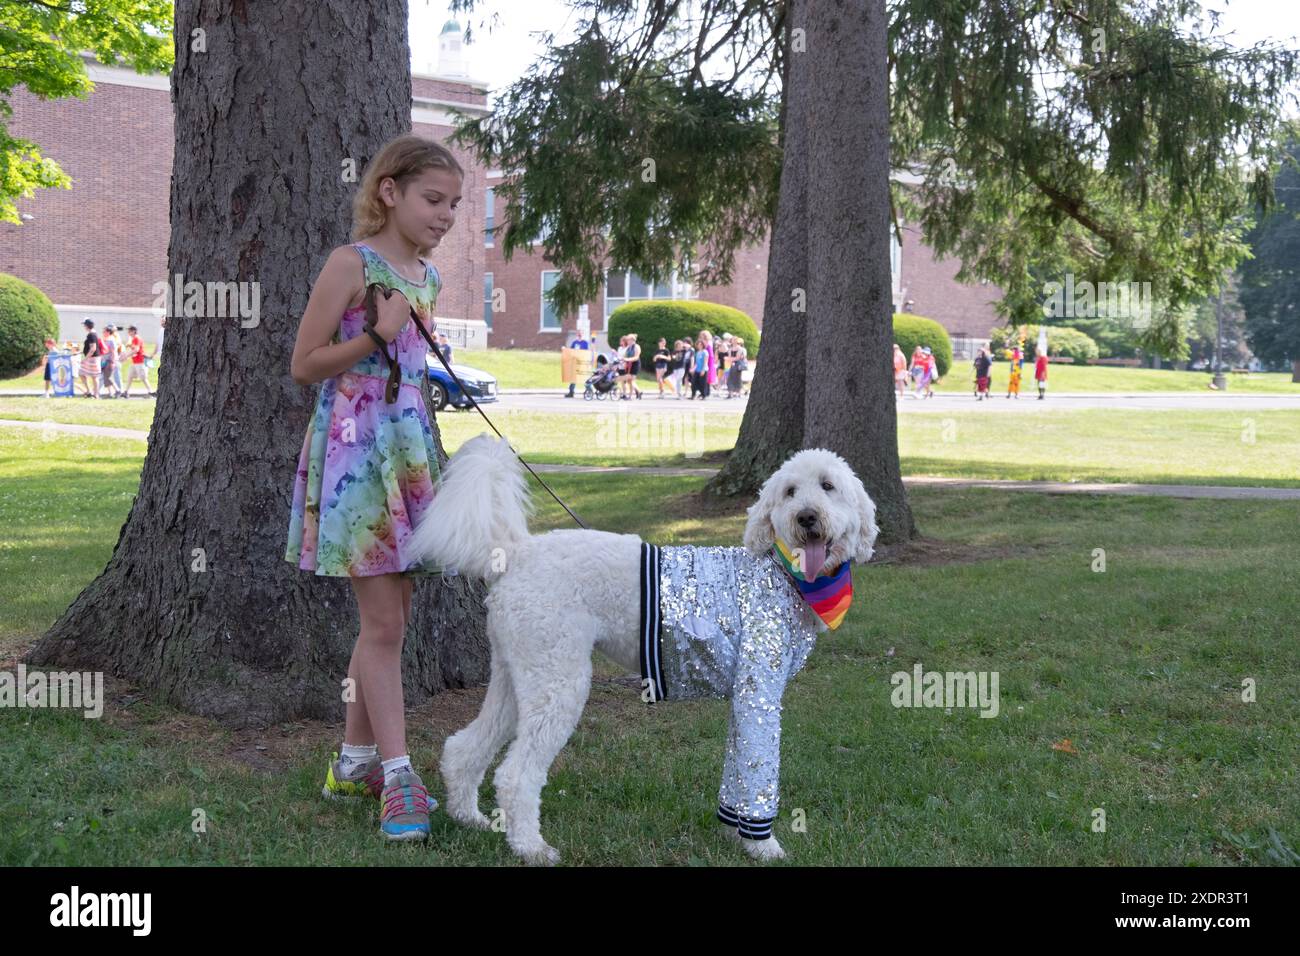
[897,409,1300,487]
[931,362,1300,394]
[2,400,1296,487]
[0,428,1297,865]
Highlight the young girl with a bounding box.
[652,337,673,397]
[285,134,462,842]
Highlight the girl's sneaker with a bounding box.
[321,751,384,800]
[380,770,435,841]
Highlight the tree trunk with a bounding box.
[802,0,915,541]
[709,0,915,540]
[1293,358,1299,383]
[25,0,488,727]
[705,0,809,498]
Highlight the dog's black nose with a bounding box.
[796,509,819,530]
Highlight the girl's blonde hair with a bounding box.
[351,135,464,256]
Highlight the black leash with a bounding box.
[365,283,590,530]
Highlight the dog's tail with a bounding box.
[409,432,534,580]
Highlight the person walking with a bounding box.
[1035,348,1049,400]
[726,336,747,398]
[893,343,908,398]
[973,347,992,401]
[78,319,102,399]
[122,325,153,397]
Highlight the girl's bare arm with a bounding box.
[290,247,378,386]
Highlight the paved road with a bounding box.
[447,390,1300,416]
[5,387,1298,416]
[6,418,1293,500]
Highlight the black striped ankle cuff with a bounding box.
[717,804,776,840]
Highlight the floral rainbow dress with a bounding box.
[285,242,445,578]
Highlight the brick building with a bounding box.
[1,23,1000,355]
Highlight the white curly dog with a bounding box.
[410,433,877,864]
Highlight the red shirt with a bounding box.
[129,335,145,364]
[1035,355,1048,380]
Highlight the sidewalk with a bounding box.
[3,418,1297,500]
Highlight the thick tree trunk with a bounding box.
[708,0,914,541]
[705,0,809,498]
[1293,358,1299,383]
[802,0,915,541]
[26,0,488,726]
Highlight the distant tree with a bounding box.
[0,0,172,223]
[1239,125,1300,379]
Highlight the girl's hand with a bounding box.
[372,287,413,343]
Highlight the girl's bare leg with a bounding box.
[346,572,408,760]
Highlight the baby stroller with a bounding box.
[583,353,625,400]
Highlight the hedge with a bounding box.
[607,299,760,360]
[893,312,953,377]
[0,273,60,380]
[989,324,1099,363]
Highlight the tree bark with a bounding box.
[803,0,915,541]
[707,0,915,541]
[705,0,809,498]
[1293,358,1299,383]
[25,0,488,727]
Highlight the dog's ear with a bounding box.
[851,477,879,563]
[743,474,779,556]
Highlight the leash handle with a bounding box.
[363,282,590,531]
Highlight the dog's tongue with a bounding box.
[801,539,827,578]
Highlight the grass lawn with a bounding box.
[0,428,1297,865]
[1,398,1296,487]
[931,362,1300,394]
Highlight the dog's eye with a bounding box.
[822,481,834,492]
[786,486,796,497]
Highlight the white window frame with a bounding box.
[483,271,494,328]
[539,270,563,332]
[484,187,495,247]
[604,268,693,323]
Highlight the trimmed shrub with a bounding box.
[892,312,952,377]
[0,273,59,379]
[989,324,1099,363]
[608,299,760,360]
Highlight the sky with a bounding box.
[408,0,1300,102]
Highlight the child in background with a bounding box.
[78,319,101,399]
[100,325,123,398]
[893,343,908,398]
[42,338,58,397]
[1035,349,1049,400]
[973,347,992,400]
[122,324,153,397]
[1007,345,1023,399]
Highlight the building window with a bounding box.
[603,269,692,321]
[485,187,495,246]
[889,230,901,287]
[540,270,562,331]
[484,272,493,328]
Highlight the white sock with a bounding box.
[382,755,414,786]
[337,743,377,780]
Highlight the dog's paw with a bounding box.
[512,839,561,866]
[740,835,786,861]
[449,807,493,830]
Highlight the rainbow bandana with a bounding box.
[772,537,853,630]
